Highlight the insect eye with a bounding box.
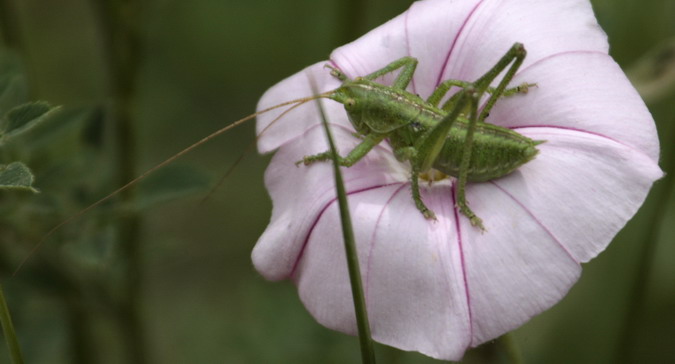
[345,98,356,108]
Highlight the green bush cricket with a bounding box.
[300,42,540,230]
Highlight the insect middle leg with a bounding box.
[427,79,535,109]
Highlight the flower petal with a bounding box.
[252,126,406,281]
[456,183,581,345]
[294,184,473,361]
[439,0,608,83]
[331,0,483,97]
[487,126,663,263]
[490,51,661,162]
[331,0,608,99]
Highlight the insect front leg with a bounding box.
[362,57,418,90]
[297,132,386,167]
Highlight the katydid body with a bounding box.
[302,43,542,229]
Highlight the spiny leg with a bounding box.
[455,88,485,230]
[427,79,535,108]
[363,57,418,90]
[437,43,528,114]
[473,43,527,120]
[297,132,386,167]
[411,167,435,220]
[407,91,471,220]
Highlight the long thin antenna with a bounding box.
[198,98,316,204]
[13,92,333,276]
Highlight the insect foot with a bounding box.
[453,198,485,231]
[295,151,332,166]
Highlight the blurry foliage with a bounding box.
[0,0,673,363]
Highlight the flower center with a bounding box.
[419,168,449,183]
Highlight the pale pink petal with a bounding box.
[440,0,608,83]
[252,125,406,280]
[255,62,347,153]
[331,0,608,99]
[486,127,663,263]
[455,183,581,344]
[489,51,661,162]
[295,185,472,360]
[330,0,482,97]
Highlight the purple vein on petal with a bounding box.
[364,184,409,310]
[515,50,608,78]
[489,180,579,265]
[513,125,655,162]
[479,52,608,116]
[450,182,474,345]
[290,183,405,279]
[434,0,486,87]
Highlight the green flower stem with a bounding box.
[312,82,376,364]
[90,1,146,363]
[613,117,674,363]
[336,0,367,45]
[0,284,24,364]
[497,333,524,364]
[0,0,21,49]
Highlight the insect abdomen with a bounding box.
[433,124,541,182]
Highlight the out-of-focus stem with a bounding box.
[0,0,20,49]
[336,0,368,45]
[89,0,146,363]
[613,119,673,363]
[498,333,524,364]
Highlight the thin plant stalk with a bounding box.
[497,333,524,364]
[310,77,376,364]
[0,284,24,364]
[613,117,674,362]
[89,0,146,363]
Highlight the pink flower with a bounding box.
[252,0,662,360]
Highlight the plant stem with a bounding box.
[0,0,20,49]
[498,333,524,364]
[613,117,674,363]
[336,0,367,45]
[311,79,376,364]
[89,0,146,363]
[0,284,24,364]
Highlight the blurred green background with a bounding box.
[0,0,673,363]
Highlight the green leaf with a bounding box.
[1,101,60,140]
[134,164,210,210]
[0,162,38,193]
